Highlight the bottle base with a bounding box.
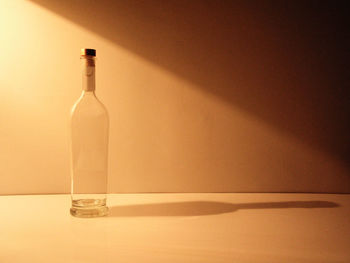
[70,198,108,218]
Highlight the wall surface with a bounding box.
[0,0,349,194]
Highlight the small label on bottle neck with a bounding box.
[83,66,95,91]
[84,66,94,76]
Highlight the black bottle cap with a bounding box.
[81,48,96,57]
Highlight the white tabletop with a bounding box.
[0,193,349,263]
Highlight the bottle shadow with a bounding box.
[108,200,339,217]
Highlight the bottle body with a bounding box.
[70,50,109,217]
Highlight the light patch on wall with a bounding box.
[0,0,348,194]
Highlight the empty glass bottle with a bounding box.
[69,48,109,217]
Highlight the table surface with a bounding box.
[0,193,349,263]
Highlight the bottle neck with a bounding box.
[81,56,96,92]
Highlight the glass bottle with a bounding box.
[69,48,109,217]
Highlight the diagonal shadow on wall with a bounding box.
[29,0,350,165]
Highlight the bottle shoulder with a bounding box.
[71,92,109,120]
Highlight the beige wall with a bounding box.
[0,0,349,194]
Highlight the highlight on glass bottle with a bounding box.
[69,48,109,217]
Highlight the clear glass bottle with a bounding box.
[69,48,109,217]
